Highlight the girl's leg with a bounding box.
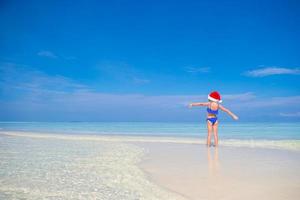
[213,121,219,146]
[207,121,213,146]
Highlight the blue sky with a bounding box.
[0,0,299,122]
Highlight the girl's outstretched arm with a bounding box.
[189,102,209,108]
[219,105,239,120]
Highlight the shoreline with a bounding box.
[1,130,300,152]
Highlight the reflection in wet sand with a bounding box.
[207,147,220,176]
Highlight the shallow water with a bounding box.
[2,131,300,152]
[0,134,185,200]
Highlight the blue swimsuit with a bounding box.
[207,104,219,125]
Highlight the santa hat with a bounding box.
[208,91,222,103]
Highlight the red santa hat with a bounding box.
[208,91,222,103]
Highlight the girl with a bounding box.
[189,91,238,147]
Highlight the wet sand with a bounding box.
[137,142,300,200]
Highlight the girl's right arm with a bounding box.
[189,102,209,108]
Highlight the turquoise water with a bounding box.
[0,122,299,140]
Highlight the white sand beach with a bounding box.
[1,131,300,200]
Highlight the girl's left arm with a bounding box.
[219,105,239,120]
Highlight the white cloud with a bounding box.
[223,92,256,101]
[1,62,300,121]
[244,67,300,77]
[279,112,300,117]
[0,63,296,110]
[227,96,300,111]
[96,61,150,84]
[37,50,58,59]
[185,66,211,73]
[0,62,87,94]
[252,96,300,107]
